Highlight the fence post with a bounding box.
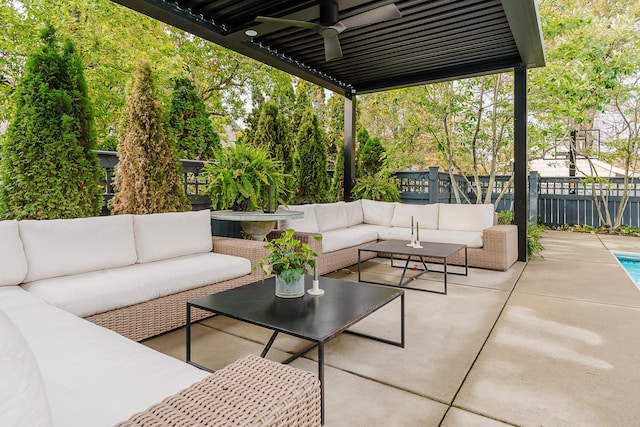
[529,171,538,223]
[428,167,439,204]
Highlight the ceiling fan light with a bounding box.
[245,29,258,37]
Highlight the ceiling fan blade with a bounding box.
[255,16,322,32]
[323,34,343,61]
[335,3,402,31]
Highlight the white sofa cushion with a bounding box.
[438,203,495,232]
[345,200,364,227]
[22,252,251,318]
[377,227,484,248]
[133,210,213,263]
[20,215,137,283]
[361,199,396,226]
[390,203,438,230]
[0,220,28,287]
[280,204,319,233]
[320,226,379,253]
[315,202,348,232]
[0,287,208,427]
[0,309,53,427]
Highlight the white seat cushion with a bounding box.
[20,215,137,283]
[378,227,483,248]
[280,204,319,233]
[422,229,483,248]
[0,287,208,427]
[345,200,364,226]
[22,252,251,318]
[320,226,379,253]
[133,210,213,264]
[390,203,438,230]
[315,202,348,232]
[0,309,53,427]
[438,203,494,232]
[361,199,396,226]
[0,220,28,287]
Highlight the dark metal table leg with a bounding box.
[260,331,279,358]
[318,341,325,425]
[186,304,192,363]
[400,292,405,347]
[443,259,448,295]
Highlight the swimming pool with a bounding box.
[612,251,640,289]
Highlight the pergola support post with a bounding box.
[344,93,357,201]
[514,65,528,262]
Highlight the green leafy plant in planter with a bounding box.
[202,144,285,211]
[497,210,545,258]
[259,229,320,284]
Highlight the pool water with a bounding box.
[613,252,640,289]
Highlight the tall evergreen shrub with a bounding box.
[109,60,190,214]
[294,109,329,203]
[358,136,386,177]
[0,25,103,220]
[167,77,220,160]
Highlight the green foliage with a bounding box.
[109,60,190,214]
[0,24,102,220]
[167,77,220,160]
[497,210,513,225]
[202,143,285,211]
[293,109,330,203]
[527,223,546,258]
[352,170,400,202]
[358,136,386,177]
[329,145,345,202]
[259,228,320,284]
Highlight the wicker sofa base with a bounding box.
[115,354,321,427]
[85,237,268,342]
[270,224,518,274]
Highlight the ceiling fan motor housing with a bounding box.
[320,0,340,26]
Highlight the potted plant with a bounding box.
[259,229,319,298]
[202,143,285,211]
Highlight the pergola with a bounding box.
[110,0,545,261]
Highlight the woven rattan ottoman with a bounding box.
[116,354,321,426]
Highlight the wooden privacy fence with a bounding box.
[98,152,640,228]
[393,169,640,228]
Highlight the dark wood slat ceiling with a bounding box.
[110,0,545,95]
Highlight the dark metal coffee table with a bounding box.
[186,276,404,425]
[358,239,468,294]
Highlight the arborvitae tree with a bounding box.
[167,77,220,160]
[109,60,190,214]
[0,25,103,220]
[358,136,386,177]
[252,101,295,200]
[329,144,345,201]
[294,109,330,203]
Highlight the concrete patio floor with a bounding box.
[144,231,640,426]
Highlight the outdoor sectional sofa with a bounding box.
[274,200,518,275]
[0,210,321,426]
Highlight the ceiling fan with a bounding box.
[255,1,402,62]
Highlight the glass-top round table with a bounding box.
[210,209,303,240]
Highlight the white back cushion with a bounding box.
[438,203,495,232]
[361,199,396,226]
[133,209,212,264]
[390,203,439,230]
[280,204,319,233]
[345,200,364,227]
[315,202,348,232]
[21,215,137,283]
[0,310,53,427]
[0,221,28,287]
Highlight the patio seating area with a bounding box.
[144,230,640,426]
